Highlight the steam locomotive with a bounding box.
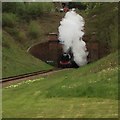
[58,53,79,68]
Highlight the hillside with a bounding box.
[3,12,64,48]
[2,2,64,78]
[84,3,118,52]
[2,3,118,78]
[2,12,64,78]
[2,31,53,78]
[3,51,118,118]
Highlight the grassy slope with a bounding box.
[2,31,53,78]
[3,51,118,118]
[2,13,64,78]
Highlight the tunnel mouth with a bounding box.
[27,42,57,67]
[27,33,104,68]
[27,33,63,67]
[28,42,80,69]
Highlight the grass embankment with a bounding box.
[3,52,118,118]
[2,31,53,78]
[2,13,63,78]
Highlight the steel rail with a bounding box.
[0,68,61,83]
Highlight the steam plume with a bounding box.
[58,10,88,66]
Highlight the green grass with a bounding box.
[45,52,118,99]
[2,31,53,78]
[3,52,118,118]
[2,98,118,118]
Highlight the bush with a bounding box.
[4,27,20,41]
[15,3,26,17]
[2,3,55,21]
[109,22,118,51]
[17,31,26,42]
[28,21,41,39]
[2,13,18,27]
[2,2,17,13]
[26,3,54,18]
[4,27,26,42]
[85,3,118,52]
[26,3,42,18]
[42,2,54,12]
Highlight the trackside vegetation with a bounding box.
[3,52,118,118]
[2,31,53,78]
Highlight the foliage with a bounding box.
[4,27,20,42]
[85,3,103,12]
[68,2,87,10]
[17,31,27,42]
[26,3,54,16]
[2,2,19,13]
[85,3,118,52]
[28,21,41,39]
[26,3,42,18]
[2,13,18,27]
[2,2,55,20]
[42,2,54,12]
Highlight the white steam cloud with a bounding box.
[58,10,88,66]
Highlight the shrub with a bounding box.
[28,21,41,39]
[26,3,42,17]
[4,27,19,36]
[2,3,55,21]
[15,3,26,17]
[4,27,26,42]
[85,3,118,52]
[2,13,18,27]
[109,22,118,51]
[17,31,26,42]
[26,3,54,18]
[2,2,17,13]
[41,2,54,12]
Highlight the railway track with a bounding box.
[0,68,62,84]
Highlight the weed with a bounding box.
[2,13,18,27]
[17,31,26,42]
[28,21,41,39]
